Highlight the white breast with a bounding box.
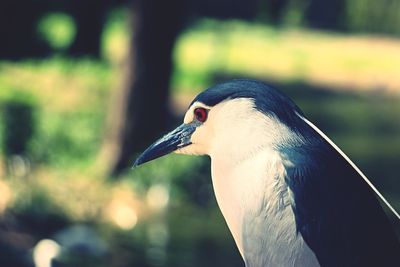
[211,148,320,267]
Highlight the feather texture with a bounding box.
[280,117,400,266]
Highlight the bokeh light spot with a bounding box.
[38,13,76,50]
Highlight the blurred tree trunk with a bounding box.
[266,0,290,24]
[305,0,346,30]
[106,0,184,176]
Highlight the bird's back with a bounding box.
[282,128,400,266]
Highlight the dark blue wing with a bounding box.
[282,136,400,267]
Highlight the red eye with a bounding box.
[194,108,208,122]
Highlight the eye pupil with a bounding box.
[194,108,207,122]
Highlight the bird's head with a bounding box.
[133,79,307,167]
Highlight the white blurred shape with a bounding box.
[146,222,169,267]
[112,203,138,230]
[33,239,61,267]
[146,184,170,210]
[9,155,30,177]
[0,180,11,213]
[147,222,169,246]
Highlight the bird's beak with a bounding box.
[133,123,196,167]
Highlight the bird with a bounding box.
[133,79,400,267]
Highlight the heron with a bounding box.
[134,79,400,266]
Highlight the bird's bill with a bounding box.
[132,123,196,167]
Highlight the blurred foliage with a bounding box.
[37,13,76,51]
[101,8,130,64]
[0,59,111,169]
[0,6,400,267]
[346,0,400,35]
[173,19,400,93]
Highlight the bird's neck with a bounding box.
[210,147,319,266]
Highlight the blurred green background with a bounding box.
[1,1,400,266]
